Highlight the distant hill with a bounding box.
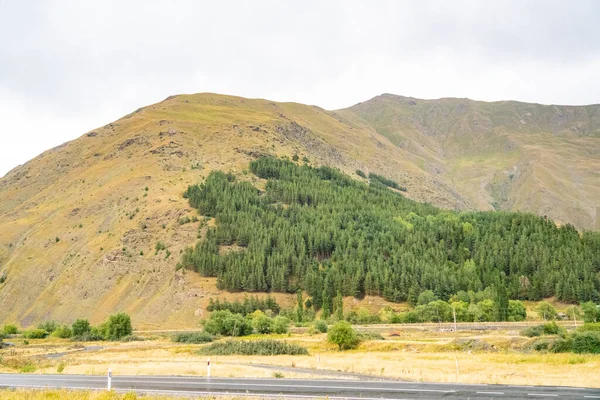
[0,92,598,328]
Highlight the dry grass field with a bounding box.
[2,324,598,389]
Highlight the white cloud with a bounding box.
[1,0,599,176]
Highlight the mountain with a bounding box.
[342,94,600,230]
[0,92,598,328]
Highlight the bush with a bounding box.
[577,323,600,333]
[202,310,253,337]
[172,332,214,344]
[508,300,527,322]
[105,313,133,340]
[313,320,328,333]
[327,321,359,350]
[522,325,544,337]
[199,339,308,356]
[581,302,599,323]
[22,329,49,339]
[572,331,600,354]
[71,331,105,342]
[72,319,91,336]
[272,316,290,334]
[252,313,274,334]
[3,325,18,335]
[37,321,58,333]
[357,331,384,341]
[542,321,563,335]
[536,302,559,320]
[522,322,564,337]
[51,325,73,338]
[356,170,367,178]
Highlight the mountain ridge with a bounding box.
[0,92,598,328]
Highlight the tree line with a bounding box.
[180,157,600,316]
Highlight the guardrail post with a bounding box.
[207,357,211,378]
[107,368,112,390]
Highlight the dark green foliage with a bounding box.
[313,320,328,333]
[0,272,6,284]
[202,310,253,336]
[355,170,366,178]
[346,308,381,325]
[200,339,308,356]
[535,302,559,320]
[368,172,407,192]
[328,321,359,350]
[272,316,290,334]
[172,332,214,343]
[577,323,600,333]
[581,302,599,323]
[522,322,564,337]
[508,300,527,322]
[571,331,600,354]
[292,154,299,162]
[252,313,274,334]
[22,329,49,339]
[72,319,91,336]
[207,296,281,315]
[105,313,133,340]
[181,157,600,303]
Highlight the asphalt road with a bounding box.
[1,374,600,399]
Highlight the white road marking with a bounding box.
[527,394,558,397]
[477,391,504,395]
[584,396,600,399]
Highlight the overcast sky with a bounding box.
[1,0,599,177]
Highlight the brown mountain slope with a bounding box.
[0,93,468,328]
[341,94,600,230]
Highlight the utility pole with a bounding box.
[453,305,458,334]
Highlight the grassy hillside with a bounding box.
[0,92,598,328]
[0,93,467,329]
[342,94,600,230]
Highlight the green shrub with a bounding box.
[51,325,73,338]
[581,302,599,323]
[508,300,527,322]
[272,316,290,334]
[357,331,384,341]
[571,331,600,354]
[536,302,559,320]
[252,313,274,334]
[542,321,563,335]
[172,332,214,344]
[71,331,105,342]
[37,321,58,333]
[3,325,18,335]
[522,322,564,337]
[327,321,359,350]
[199,339,308,356]
[355,170,366,178]
[105,313,133,340]
[72,319,91,336]
[202,310,253,337]
[22,329,49,339]
[577,323,600,333]
[313,320,328,333]
[549,337,573,353]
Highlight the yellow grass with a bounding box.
[0,389,203,400]
[3,328,599,389]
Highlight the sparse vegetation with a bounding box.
[172,332,214,344]
[199,339,309,356]
[3,324,18,334]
